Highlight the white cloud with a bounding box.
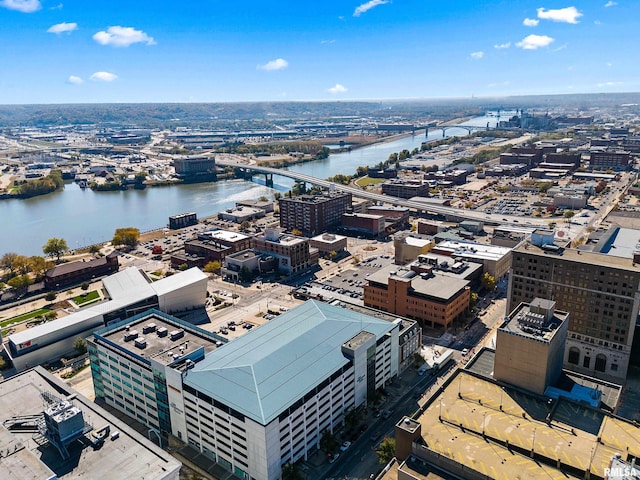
[257,58,289,71]
[604,1,617,7]
[90,71,118,82]
[353,0,389,17]
[328,84,347,94]
[470,51,484,59]
[537,7,583,24]
[67,75,83,85]
[596,81,622,87]
[0,0,41,13]
[523,18,539,27]
[93,26,155,47]
[516,34,555,50]
[47,22,78,34]
[320,39,336,45]
[494,42,511,49]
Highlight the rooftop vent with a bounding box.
[134,337,147,349]
[124,330,139,342]
[169,329,185,341]
[157,327,168,337]
[142,323,157,334]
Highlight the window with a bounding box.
[567,347,579,365]
[594,354,607,372]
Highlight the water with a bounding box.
[0,112,507,256]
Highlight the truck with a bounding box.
[433,349,454,372]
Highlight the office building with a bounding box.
[494,298,569,395]
[340,213,385,237]
[169,212,198,230]
[364,265,471,329]
[87,309,223,436]
[171,229,253,269]
[589,151,631,170]
[253,228,317,274]
[381,178,430,199]
[508,228,640,382]
[393,232,435,265]
[309,233,348,256]
[431,240,512,280]
[278,191,352,237]
[44,251,119,289]
[173,155,216,179]
[0,366,181,480]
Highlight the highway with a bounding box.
[216,160,549,227]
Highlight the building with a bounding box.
[221,249,263,281]
[44,251,119,289]
[5,267,207,372]
[308,233,348,256]
[364,266,471,329]
[491,225,536,247]
[253,228,317,275]
[408,253,484,285]
[431,240,512,280]
[236,199,275,214]
[218,206,265,223]
[171,229,253,269]
[393,232,435,265]
[173,155,216,179]
[589,151,631,170]
[381,178,431,199]
[278,191,352,237]
[0,366,181,480]
[394,368,640,480]
[169,212,198,230]
[508,228,640,382]
[340,212,385,237]
[494,298,569,395]
[88,309,223,436]
[181,300,400,480]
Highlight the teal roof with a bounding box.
[184,300,394,425]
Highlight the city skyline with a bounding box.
[1,0,638,104]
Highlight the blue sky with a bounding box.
[0,0,637,104]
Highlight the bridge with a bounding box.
[216,160,547,227]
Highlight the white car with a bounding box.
[462,348,470,356]
[340,441,351,452]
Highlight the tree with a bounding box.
[563,210,575,219]
[0,252,18,273]
[319,429,339,455]
[45,311,58,321]
[258,196,269,202]
[112,227,140,248]
[273,192,282,201]
[376,437,396,465]
[344,407,361,432]
[481,272,497,292]
[178,263,189,271]
[291,228,302,236]
[13,255,31,275]
[204,261,221,274]
[281,463,303,480]
[43,237,68,261]
[45,292,57,302]
[73,337,87,354]
[7,275,32,289]
[29,256,50,280]
[81,282,90,291]
[329,250,338,261]
[240,220,251,232]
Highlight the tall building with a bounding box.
[278,191,352,237]
[173,155,216,179]
[253,228,317,274]
[494,298,569,395]
[508,228,640,382]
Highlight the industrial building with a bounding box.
[0,366,181,480]
[5,266,207,372]
[173,155,216,180]
[508,226,640,382]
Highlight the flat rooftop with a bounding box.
[97,310,220,366]
[415,369,639,480]
[366,265,470,301]
[500,300,568,342]
[0,367,181,480]
[202,229,251,243]
[434,240,511,261]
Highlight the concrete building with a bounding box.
[393,232,435,265]
[494,298,569,395]
[0,366,181,480]
[218,206,265,223]
[253,228,317,275]
[431,240,512,280]
[491,225,536,247]
[88,309,223,436]
[169,212,198,230]
[589,150,631,170]
[508,228,640,382]
[308,233,348,256]
[364,266,470,329]
[221,249,262,281]
[181,300,399,480]
[171,229,253,269]
[173,155,216,179]
[408,253,484,285]
[5,267,207,372]
[394,368,640,480]
[381,178,431,199]
[278,191,352,237]
[236,199,275,214]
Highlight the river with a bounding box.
[0,112,509,256]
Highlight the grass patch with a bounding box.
[354,176,385,187]
[0,308,52,328]
[72,290,100,305]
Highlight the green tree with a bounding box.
[178,263,189,271]
[112,227,140,248]
[204,261,221,274]
[273,192,282,201]
[344,407,361,432]
[319,429,339,455]
[45,311,58,321]
[7,275,32,290]
[563,210,575,219]
[13,255,31,275]
[291,228,302,236]
[281,462,303,480]
[29,256,50,280]
[45,291,57,302]
[470,292,478,309]
[81,282,90,291]
[43,237,68,261]
[73,337,87,354]
[240,220,251,232]
[0,252,19,273]
[480,272,497,292]
[376,437,396,465]
[329,250,338,261]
